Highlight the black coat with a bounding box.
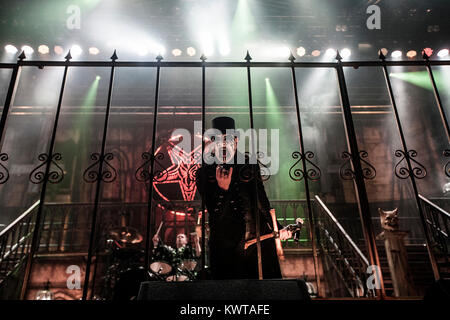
[196,159,283,280]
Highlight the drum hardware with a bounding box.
[108,226,143,245]
[108,212,144,245]
[149,244,178,275]
[101,212,145,299]
[149,243,199,282]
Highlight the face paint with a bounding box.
[213,134,236,164]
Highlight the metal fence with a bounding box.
[0,50,449,299]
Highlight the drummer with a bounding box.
[152,232,201,257]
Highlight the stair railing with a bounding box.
[314,195,373,297]
[0,200,40,285]
[418,194,450,277]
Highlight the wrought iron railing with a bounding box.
[0,200,39,286]
[314,195,372,298]
[1,195,443,298]
[0,52,449,299]
[1,199,310,255]
[419,194,450,278]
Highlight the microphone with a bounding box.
[293,218,304,242]
[218,163,232,173]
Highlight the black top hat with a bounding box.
[211,116,236,134]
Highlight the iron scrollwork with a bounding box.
[257,151,271,182]
[340,151,354,180]
[135,152,168,182]
[83,152,117,183]
[29,153,64,184]
[394,149,427,180]
[0,153,9,184]
[289,151,321,182]
[339,150,376,181]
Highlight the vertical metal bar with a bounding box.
[245,52,263,279]
[20,53,72,299]
[56,209,66,252]
[335,55,385,298]
[90,246,100,299]
[289,58,322,296]
[424,57,450,143]
[45,208,54,252]
[82,51,117,300]
[69,207,76,252]
[200,55,207,270]
[0,236,8,275]
[380,54,440,280]
[0,58,22,149]
[12,220,23,265]
[144,55,163,271]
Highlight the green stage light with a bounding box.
[232,0,256,46]
[390,71,434,91]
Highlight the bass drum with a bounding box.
[113,267,155,300]
[150,245,178,275]
[165,273,189,282]
[177,245,198,271]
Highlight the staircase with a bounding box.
[419,195,450,280]
[377,242,436,296]
[0,196,448,300]
[314,196,373,298]
[314,195,450,298]
[0,201,39,298]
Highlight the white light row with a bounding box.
[4,44,450,59]
[389,48,449,59]
[3,44,96,57]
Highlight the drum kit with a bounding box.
[149,244,199,282]
[103,217,200,300]
[148,221,199,282]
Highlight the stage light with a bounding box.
[438,49,449,58]
[172,48,182,57]
[89,47,100,55]
[296,47,306,57]
[379,48,389,56]
[96,75,101,81]
[406,50,417,59]
[202,45,214,57]
[187,47,196,57]
[4,44,18,54]
[423,47,433,57]
[54,46,64,55]
[443,181,450,194]
[136,46,149,56]
[391,50,402,58]
[35,281,53,300]
[311,50,321,57]
[275,46,290,58]
[325,48,336,58]
[21,45,34,55]
[71,45,82,57]
[38,45,50,55]
[219,44,230,56]
[341,48,351,59]
[154,45,166,56]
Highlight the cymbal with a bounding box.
[109,226,143,244]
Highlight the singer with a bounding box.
[196,117,295,280]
